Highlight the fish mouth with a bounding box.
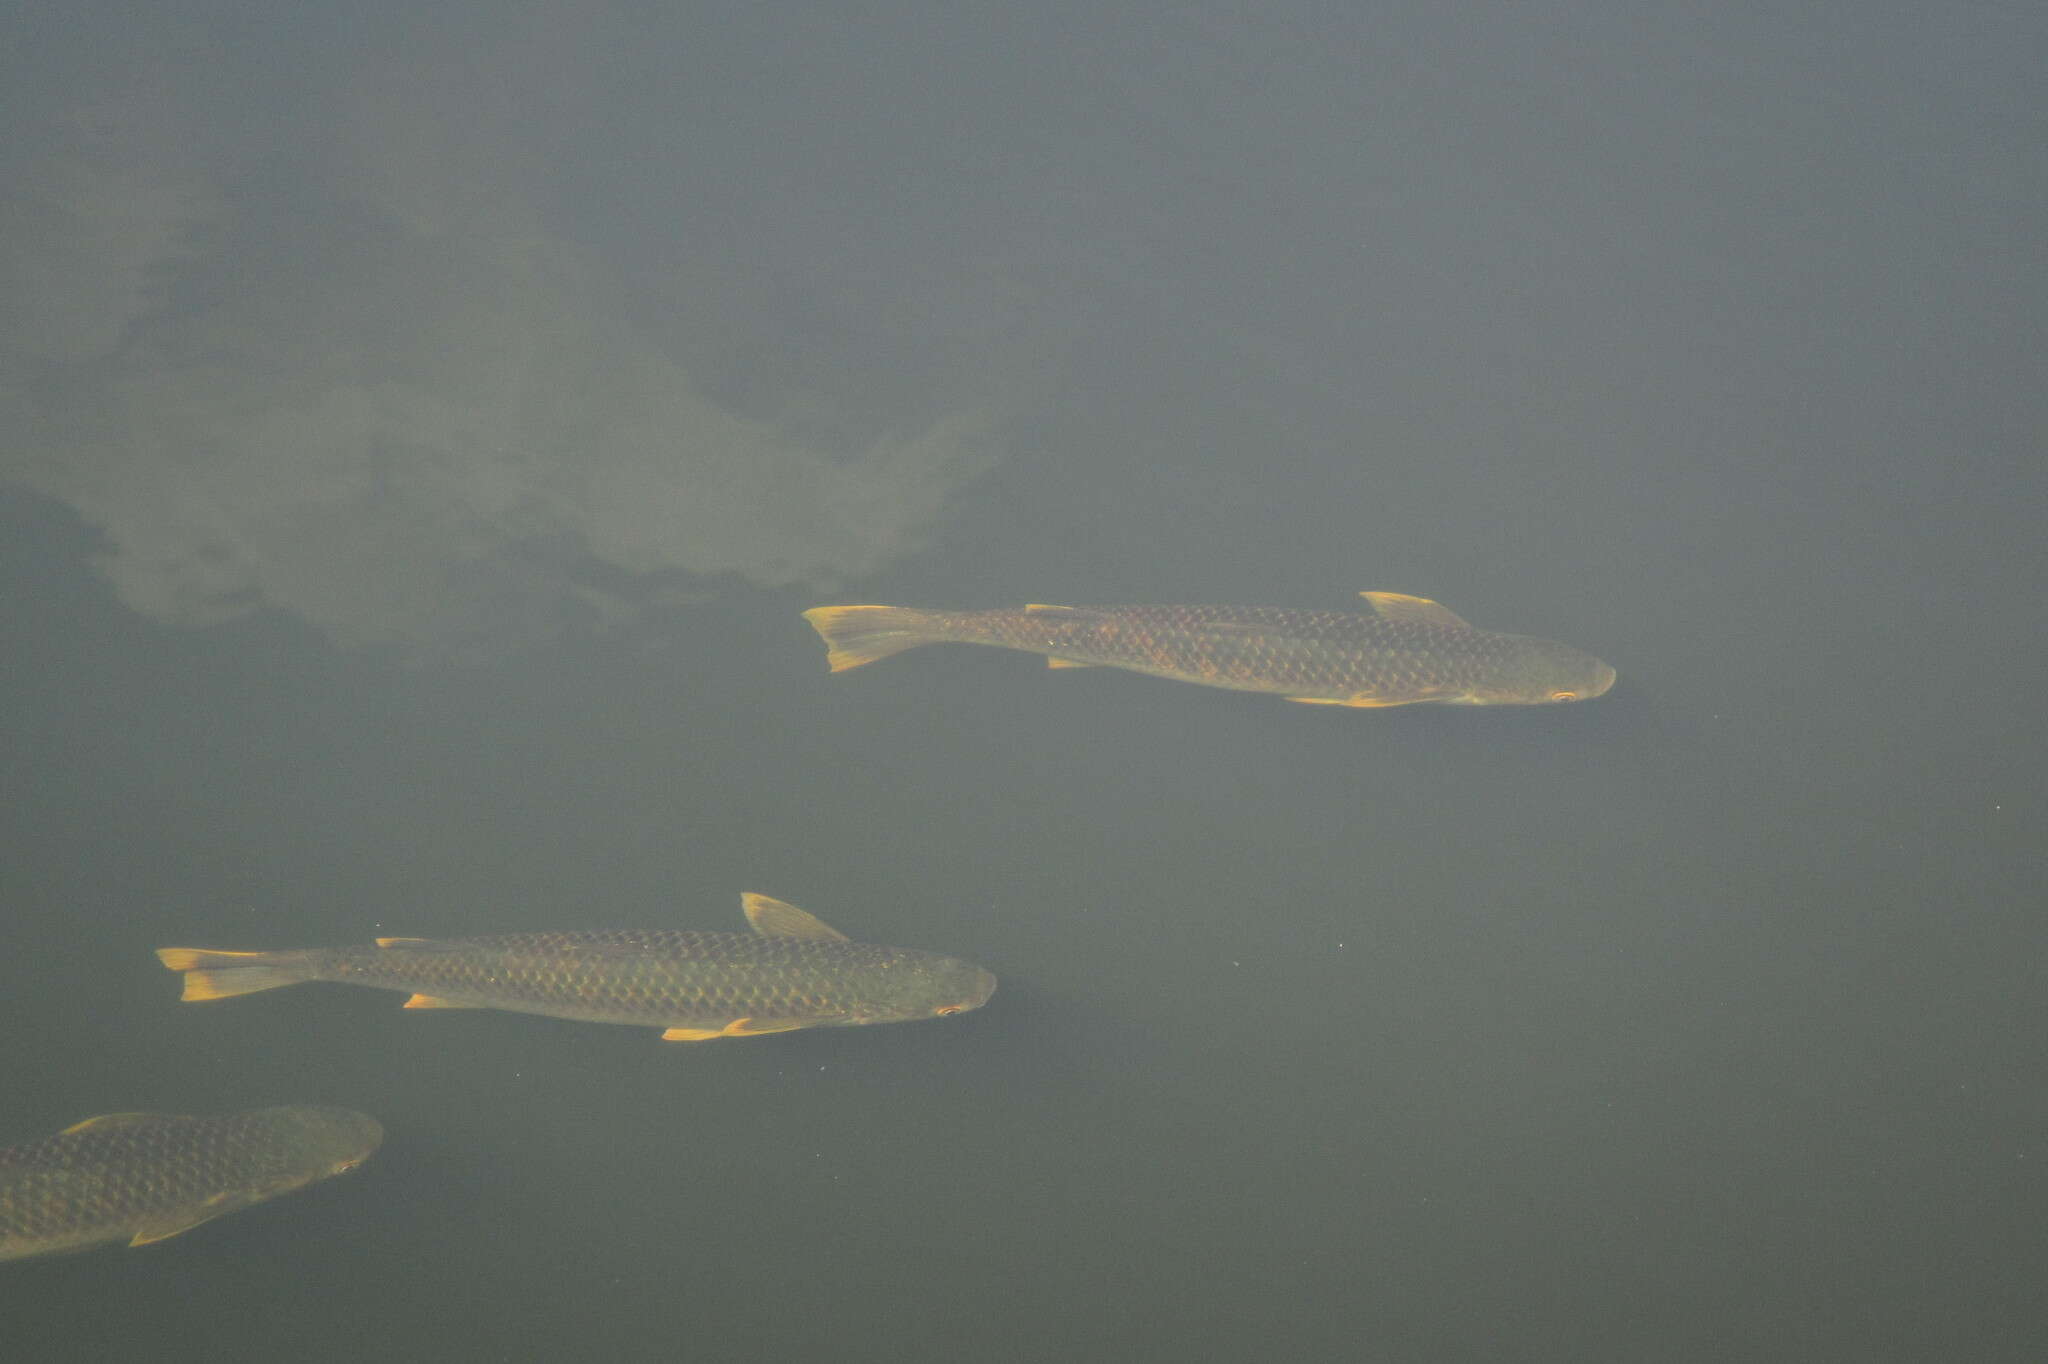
[1590,661,1618,697]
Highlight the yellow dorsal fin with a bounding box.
[401,994,474,1009]
[1359,592,1471,630]
[1045,657,1096,669]
[60,1112,165,1136]
[1023,603,1078,613]
[376,937,432,948]
[741,892,849,941]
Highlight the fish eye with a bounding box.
[933,1004,963,1016]
[1550,689,1578,701]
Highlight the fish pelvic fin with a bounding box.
[721,1016,809,1036]
[800,605,940,673]
[155,947,311,1002]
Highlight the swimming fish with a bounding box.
[0,1106,381,1261]
[801,593,1615,707]
[156,894,996,1042]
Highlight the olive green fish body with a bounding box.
[803,594,1614,707]
[158,896,995,1042]
[309,931,980,1029]
[0,1106,381,1261]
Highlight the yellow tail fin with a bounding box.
[155,947,309,1001]
[800,605,941,673]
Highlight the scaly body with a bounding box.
[802,592,1615,706]
[0,1106,380,1261]
[158,895,995,1042]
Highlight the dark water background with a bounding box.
[4,5,2044,1361]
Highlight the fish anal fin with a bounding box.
[1045,657,1096,669]
[741,893,849,941]
[660,1026,726,1042]
[60,1113,165,1136]
[401,994,476,1009]
[376,937,432,948]
[1359,592,1472,630]
[723,1016,807,1037]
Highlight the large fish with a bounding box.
[157,894,996,1042]
[802,592,1616,707]
[1,1106,380,1261]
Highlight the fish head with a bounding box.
[841,952,998,1026]
[1464,635,1617,705]
[248,1105,386,1180]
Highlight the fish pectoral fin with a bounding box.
[1045,657,1096,669]
[1358,592,1472,630]
[722,1016,808,1036]
[59,1113,165,1136]
[661,1017,808,1041]
[129,1193,255,1247]
[1284,690,1447,708]
[401,994,477,1009]
[376,937,433,948]
[741,893,850,941]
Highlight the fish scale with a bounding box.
[802,593,1615,707]
[1,1107,381,1260]
[324,933,965,1024]
[157,895,996,1042]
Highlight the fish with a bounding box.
[801,592,1616,707]
[156,894,996,1042]
[0,1106,381,1261]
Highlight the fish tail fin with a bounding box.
[800,605,943,673]
[154,947,312,1001]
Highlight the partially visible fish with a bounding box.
[802,592,1616,707]
[0,1106,381,1261]
[157,894,996,1042]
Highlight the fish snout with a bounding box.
[929,963,998,1019]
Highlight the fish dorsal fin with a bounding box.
[376,936,433,948]
[1023,603,1078,614]
[741,893,849,941]
[1359,592,1471,630]
[60,1112,165,1136]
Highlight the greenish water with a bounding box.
[4,4,2045,1360]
